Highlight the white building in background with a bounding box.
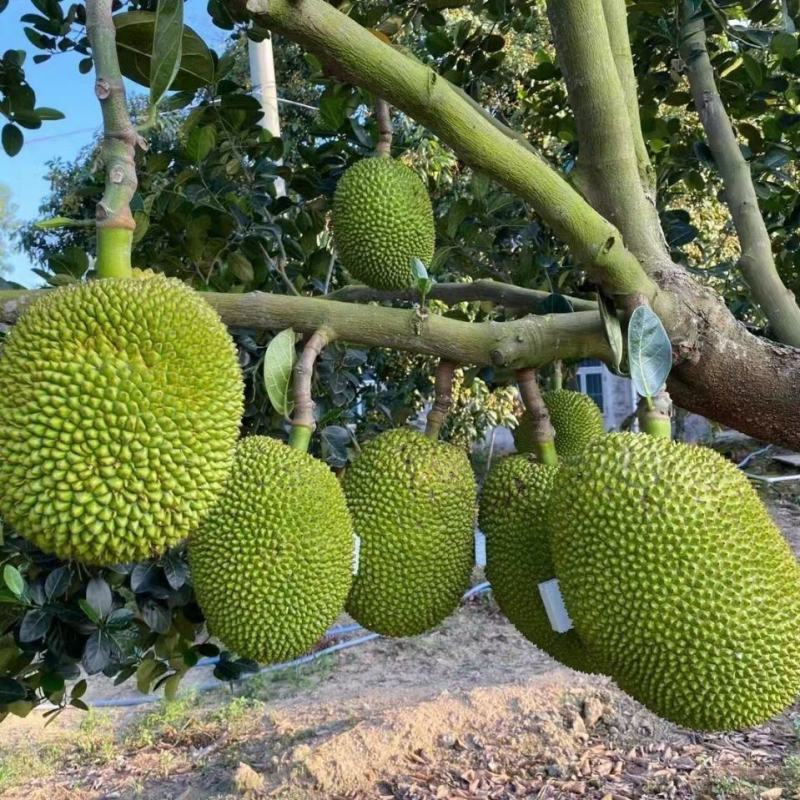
[575,359,638,430]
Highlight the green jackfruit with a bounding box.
[189,436,354,663]
[515,389,604,459]
[331,158,435,290]
[479,454,593,672]
[549,432,800,730]
[343,428,476,636]
[0,276,243,565]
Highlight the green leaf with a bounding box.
[33,106,64,121]
[184,124,216,162]
[86,576,112,620]
[2,565,24,599]
[34,216,92,230]
[1,123,22,157]
[149,0,183,110]
[114,11,214,91]
[598,293,625,375]
[771,32,798,58]
[0,678,26,706]
[627,305,672,403]
[228,251,254,284]
[263,328,297,419]
[78,598,101,625]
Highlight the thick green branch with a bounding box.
[547,0,665,267]
[327,280,598,312]
[600,0,655,196]
[86,0,140,279]
[245,0,656,301]
[680,4,800,347]
[0,289,610,369]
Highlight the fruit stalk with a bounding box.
[374,98,392,157]
[638,390,672,439]
[289,327,335,451]
[425,360,456,440]
[85,0,141,279]
[516,368,558,465]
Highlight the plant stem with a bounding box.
[289,327,334,451]
[637,391,672,440]
[425,360,456,440]
[85,0,140,280]
[553,361,563,391]
[374,98,392,157]
[516,368,558,465]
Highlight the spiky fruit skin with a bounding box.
[480,455,594,672]
[331,158,435,290]
[189,436,354,664]
[549,432,800,731]
[0,276,243,565]
[514,390,604,459]
[343,428,476,637]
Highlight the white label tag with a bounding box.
[352,534,361,576]
[538,578,574,633]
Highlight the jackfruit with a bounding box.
[549,432,800,730]
[189,436,354,663]
[479,454,593,672]
[0,276,243,565]
[515,389,603,459]
[343,428,476,636]
[331,158,435,290]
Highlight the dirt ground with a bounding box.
[3,493,800,800]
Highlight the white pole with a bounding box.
[248,36,285,196]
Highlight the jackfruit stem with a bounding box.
[86,0,139,280]
[638,390,673,439]
[374,98,393,157]
[553,361,563,391]
[516,368,558,465]
[425,360,456,440]
[289,327,335,452]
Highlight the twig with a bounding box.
[425,360,456,440]
[288,327,335,450]
[374,98,393,157]
[516,368,557,465]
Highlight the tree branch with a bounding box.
[680,3,800,347]
[516,368,557,464]
[600,0,655,197]
[547,0,665,267]
[425,360,455,440]
[86,0,142,278]
[374,98,393,157]
[327,280,598,312]
[289,327,334,451]
[0,288,611,369]
[245,0,657,301]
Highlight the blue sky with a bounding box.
[0,1,231,286]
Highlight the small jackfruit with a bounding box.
[479,454,593,672]
[331,158,435,290]
[549,432,800,730]
[189,436,354,663]
[515,389,603,459]
[343,428,476,636]
[0,276,243,565]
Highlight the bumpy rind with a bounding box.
[189,436,354,663]
[479,454,594,672]
[515,389,604,459]
[549,432,800,731]
[331,158,436,290]
[343,428,476,636]
[0,276,243,565]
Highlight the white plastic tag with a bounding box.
[538,578,574,634]
[352,534,361,576]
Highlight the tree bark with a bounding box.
[680,3,800,347]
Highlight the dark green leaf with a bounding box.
[86,577,113,619]
[33,106,64,121]
[78,599,100,625]
[0,678,26,705]
[149,0,183,109]
[44,566,71,600]
[263,328,297,419]
[82,630,113,674]
[598,293,625,375]
[114,11,214,91]
[1,124,23,157]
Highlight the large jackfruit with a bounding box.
[515,389,603,459]
[0,276,243,565]
[189,436,354,663]
[549,432,800,730]
[343,428,476,636]
[331,158,435,290]
[479,454,593,672]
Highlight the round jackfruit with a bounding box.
[514,390,604,459]
[189,436,354,663]
[479,454,594,672]
[0,276,243,565]
[549,432,800,730]
[331,158,435,290]
[343,428,476,636]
